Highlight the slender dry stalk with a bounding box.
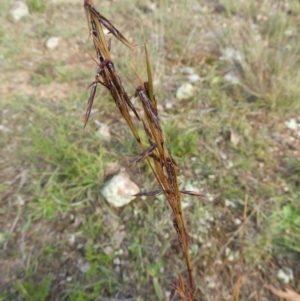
[232,194,248,301]
[83,1,203,299]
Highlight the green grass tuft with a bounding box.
[14,275,52,301]
[28,0,46,13]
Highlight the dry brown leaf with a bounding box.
[266,285,300,301]
[230,129,241,146]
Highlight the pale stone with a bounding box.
[101,173,140,207]
[113,257,121,265]
[176,83,194,100]
[181,66,195,75]
[285,118,298,130]
[225,199,236,208]
[165,100,173,109]
[224,71,240,84]
[103,246,113,255]
[46,37,60,50]
[78,262,90,274]
[10,1,29,21]
[277,268,294,284]
[188,74,202,83]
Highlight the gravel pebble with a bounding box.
[101,173,140,207]
[187,73,202,83]
[46,37,60,50]
[176,83,194,100]
[103,246,113,255]
[78,262,90,274]
[285,118,299,130]
[10,1,29,21]
[277,268,294,283]
[113,257,121,265]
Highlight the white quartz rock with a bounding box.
[101,173,140,207]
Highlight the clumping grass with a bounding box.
[14,274,52,301]
[28,0,46,13]
[23,102,114,219]
[1,0,300,300]
[164,122,198,160]
[270,192,300,253]
[215,0,300,109]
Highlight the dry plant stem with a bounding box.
[135,76,193,291]
[232,194,248,301]
[83,1,195,298]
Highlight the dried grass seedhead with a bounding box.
[83,1,203,299]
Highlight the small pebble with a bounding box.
[225,247,231,256]
[114,249,124,256]
[234,218,241,225]
[101,173,140,207]
[181,201,190,210]
[225,199,236,208]
[187,74,202,83]
[284,29,295,37]
[224,71,240,84]
[147,2,157,11]
[220,153,227,160]
[164,101,173,109]
[10,1,29,21]
[225,160,234,169]
[214,259,222,265]
[68,234,75,244]
[76,243,85,250]
[176,83,194,100]
[277,268,294,283]
[207,280,216,289]
[285,118,298,130]
[113,257,121,265]
[181,66,195,75]
[46,37,60,50]
[79,262,90,274]
[206,193,214,202]
[103,246,113,255]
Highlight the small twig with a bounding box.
[232,194,248,301]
